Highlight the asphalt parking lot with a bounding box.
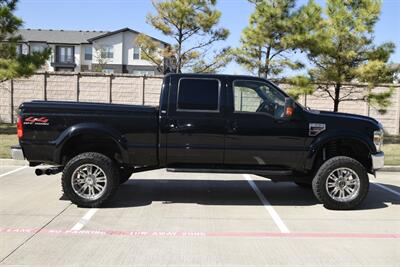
[0,165,399,266]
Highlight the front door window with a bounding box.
[233,80,285,118]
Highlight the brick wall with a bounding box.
[0,72,399,135]
[111,76,144,105]
[47,74,77,101]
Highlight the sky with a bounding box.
[15,0,400,76]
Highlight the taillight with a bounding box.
[17,116,23,138]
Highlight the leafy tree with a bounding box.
[135,34,175,73]
[234,0,315,78]
[136,0,231,73]
[297,0,398,112]
[0,0,50,82]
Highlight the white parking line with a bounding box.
[372,182,400,198]
[71,209,98,231]
[243,174,290,233]
[0,166,28,178]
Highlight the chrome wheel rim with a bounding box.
[326,167,360,202]
[71,164,107,200]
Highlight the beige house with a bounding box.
[17,28,169,75]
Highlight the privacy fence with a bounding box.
[0,72,399,134]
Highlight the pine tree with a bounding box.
[0,0,50,82]
[234,0,315,78]
[297,0,398,112]
[136,0,231,73]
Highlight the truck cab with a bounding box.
[159,74,307,171]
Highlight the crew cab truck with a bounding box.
[12,73,385,209]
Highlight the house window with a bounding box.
[21,44,29,55]
[133,46,140,59]
[101,46,113,59]
[16,44,22,55]
[31,45,45,53]
[57,46,74,63]
[84,47,92,60]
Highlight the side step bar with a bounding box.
[167,168,292,176]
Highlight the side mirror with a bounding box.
[283,97,295,118]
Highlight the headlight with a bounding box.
[373,129,383,152]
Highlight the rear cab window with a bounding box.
[176,78,221,112]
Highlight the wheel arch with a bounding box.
[305,130,375,172]
[53,123,129,165]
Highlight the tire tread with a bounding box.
[61,152,118,208]
[312,156,369,210]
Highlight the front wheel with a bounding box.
[61,152,119,208]
[312,156,369,210]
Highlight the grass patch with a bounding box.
[382,144,400,166]
[0,123,16,134]
[0,123,17,158]
[384,135,400,144]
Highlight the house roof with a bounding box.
[87,27,170,46]
[18,29,108,44]
[18,28,170,46]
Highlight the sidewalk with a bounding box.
[1,158,399,172]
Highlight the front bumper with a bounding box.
[371,152,384,170]
[11,145,25,161]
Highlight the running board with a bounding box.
[167,168,292,176]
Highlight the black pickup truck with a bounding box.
[12,73,384,209]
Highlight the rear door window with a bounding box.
[177,78,220,112]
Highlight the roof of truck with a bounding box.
[165,73,271,81]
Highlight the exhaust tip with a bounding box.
[35,169,44,176]
[35,167,62,176]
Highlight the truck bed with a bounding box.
[19,101,159,165]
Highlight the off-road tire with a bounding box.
[312,156,369,210]
[61,152,119,208]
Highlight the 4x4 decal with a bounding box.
[24,116,49,125]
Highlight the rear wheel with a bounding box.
[312,156,369,210]
[62,152,119,208]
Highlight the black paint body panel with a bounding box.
[18,73,381,174]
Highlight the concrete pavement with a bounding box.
[0,165,399,266]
